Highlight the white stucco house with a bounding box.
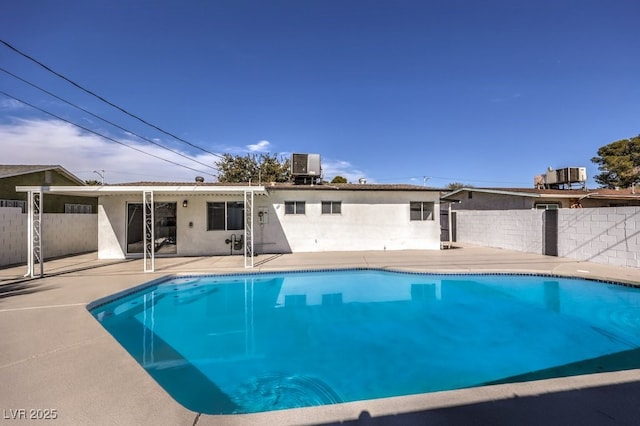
[16,181,442,272]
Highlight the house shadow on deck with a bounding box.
[322,347,640,426]
[322,379,640,425]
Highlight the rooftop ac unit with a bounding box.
[556,167,587,185]
[291,153,322,176]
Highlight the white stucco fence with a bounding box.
[0,208,97,267]
[455,207,640,269]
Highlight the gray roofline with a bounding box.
[441,187,542,199]
[1,165,86,186]
[15,185,269,197]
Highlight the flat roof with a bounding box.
[15,184,269,197]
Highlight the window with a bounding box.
[284,201,305,215]
[207,201,245,230]
[410,201,434,221]
[321,201,341,215]
[64,204,92,214]
[0,199,27,213]
[535,203,559,210]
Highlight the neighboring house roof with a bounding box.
[441,187,640,201]
[0,165,86,186]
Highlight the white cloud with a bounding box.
[247,140,271,152]
[0,98,26,110]
[321,158,368,183]
[0,119,220,183]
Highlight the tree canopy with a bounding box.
[215,153,291,183]
[591,136,640,188]
[330,175,347,184]
[445,182,473,191]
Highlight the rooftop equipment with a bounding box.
[535,167,587,189]
[291,153,322,184]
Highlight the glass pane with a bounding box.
[422,202,434,220]
[332,202,341,214]
[127,203,144,253]
[410,202,422,221]
[285,202,295,215]
[227,201,245,230]
[155,202,177,254]
[296,202,305,215]
[207,202,225,230]
[322,202,331,214]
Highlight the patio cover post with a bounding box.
[143,190,155,272]
[26,189,44,278]
[244,190,254,268]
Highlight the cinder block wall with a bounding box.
[42,214,98,259]
[455,210,544,254]
[0,208,27,266]
[558,207,639,268]
[0,210,97,267]
[455,207,640,269]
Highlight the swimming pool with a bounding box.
[88,269,640,415]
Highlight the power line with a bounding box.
[0,90,217,178]
[0,38,222,158]
[0,66,217,172]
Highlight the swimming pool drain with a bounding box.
[231,373,343,413]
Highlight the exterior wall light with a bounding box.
[182,200,188,208]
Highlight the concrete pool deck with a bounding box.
[1,244,640,425]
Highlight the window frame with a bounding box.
[321,201,342,215]
[284,201,306,215]
[534,203,560,210]
[206,201,245,231]
[410,201,435,221]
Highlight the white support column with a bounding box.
[26,190,43,278]
[244,190,254,268]
[143,190,155,272]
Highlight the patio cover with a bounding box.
[15,184,268,276]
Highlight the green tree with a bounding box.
[85,179,102,186]
[215,153,291,183]
[591,136,640,188]
[330,175,347,184]
[445,182,472,191]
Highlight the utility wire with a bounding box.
[0,39,222,158]
[0,90,217,178]
[0,66,218,172]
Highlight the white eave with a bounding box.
[15,185,269,197]
[442,188,592,200]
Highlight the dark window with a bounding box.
[226,201,244,230]
[207,201,245,231]
[285,201,305,215]
[410,202,435,221]
[322,201,342,214]
[207,202,225,230]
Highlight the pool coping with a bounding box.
[87,267,640,312]
[85,267,640,422]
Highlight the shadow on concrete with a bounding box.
[0,281,51,299]
[0,258,135,300]
[321,380,640,425]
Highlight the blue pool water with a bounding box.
[89,270,640,414]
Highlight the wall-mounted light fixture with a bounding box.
[182,200,188,208]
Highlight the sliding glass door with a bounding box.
[126,202,177,254]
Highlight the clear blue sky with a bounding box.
[1,0,639,187]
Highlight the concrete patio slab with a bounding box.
[1,245,639,425]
